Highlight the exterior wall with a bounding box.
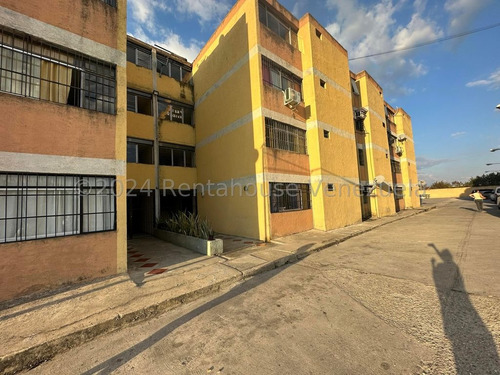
[355,72,396,218]
[426,186,498,199]
[271,209,313,238]
[300,16,362,230]
[395,109,420,208]
[0,0,127,301]
[193,0,265,239]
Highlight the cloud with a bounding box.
[174,0,231,24]
[325,0,443,98]
[466,68,500,90]
[444,0,493,34]
[416,156,452,169]
[451,131,466,138]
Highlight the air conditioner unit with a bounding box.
[397,134,407,142]
[284,88,301,108]
[354,107,367,120]
[396,146,403,155]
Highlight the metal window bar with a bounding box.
[270,183,311,213]
[262,56,302,95]
[265,118,306,154]
[158,97,194,126]
[0,173,116,243]
[391,160,401,173]
[0,28,116,114]
[100,0,117,7]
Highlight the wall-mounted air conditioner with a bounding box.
[397,134,407,142]
[396,146,403,155]
[284,88,301,108]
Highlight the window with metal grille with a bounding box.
[126,41,151,69]
[261,56,302,95]
[0,173,116,243]
[355,119,364,132]
[358,148,365,166]
[127,138,154,164]
[127,89,152,115]
[157,54,191,83]
[258,3,298,48]
[158,97,193,126]
[265,118,306,154]
[100,0,117,7]
[270,183,311,213]
[0,28,116,114]
[159,143,195,168]
[395,185,404,198]
[391,160,401,173]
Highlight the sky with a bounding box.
[127,0,500,184]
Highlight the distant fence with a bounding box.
[424,186,497,199]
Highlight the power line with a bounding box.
[348,22,500,61]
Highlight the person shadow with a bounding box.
[429,243,500,374]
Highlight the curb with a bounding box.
[0,206,435,374]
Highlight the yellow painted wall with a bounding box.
[159,166,197,189]
[299,15,362,230]
[127,163,155,190]
[426,186,496,199]
[127,112,154,140]
[159,121,195,146]
[127,62,154,92]
[157,76,193,105]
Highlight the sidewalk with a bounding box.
[0,205,435,374]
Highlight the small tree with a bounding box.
[429,180,452,189]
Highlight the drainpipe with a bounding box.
[152,49,160,226]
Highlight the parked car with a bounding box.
[493,187,500,202]
[478,189,494,200]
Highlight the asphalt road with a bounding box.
[28,199,500,374]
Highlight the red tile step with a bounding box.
[147,268,167,275]
[140,263,158,268]
[134,258,150,263]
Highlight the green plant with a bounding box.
[159,211,214,240]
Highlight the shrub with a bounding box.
[158,211,214,240]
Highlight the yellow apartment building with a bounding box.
[125,36,196,236]
[192,0,420,241]
[0,0,127,301]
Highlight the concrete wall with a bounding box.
[427,186,497,199]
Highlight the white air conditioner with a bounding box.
[353,107,367,120]
[397,134,407,142]
[396,146,403,155]
[284,88,301,108]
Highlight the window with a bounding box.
[320,79,326,88]
[265,118,306,154]
[157,55,191,83]
[327,184,334,192]
[315,29,322,39]
[127,41,151,69]
[158,97,194,126]
[0,173,115,243]
[270,183,311,213]
[323,130,330,138]
[355,119,364,132]
[127,138,154,164]
[358,148,365,166]
[0,28,116,114]
[262,56,302,95]
[159,143,195,167]
[382,122,386,128]
[395,186,404,198]
[351,78,360,95]
[388,134,397,146]
[127,89,152,115]
[259,4,298,47]
[100,0,117,6]
[391,160,401,173]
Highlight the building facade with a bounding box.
[192,0,419,241]
[0,0,127,301]
[125,36,196,236]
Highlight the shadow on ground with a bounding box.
[430,243,500,374]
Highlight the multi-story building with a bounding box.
[125,36,196,236]
[0,0,127,301]
[192,0,419,241]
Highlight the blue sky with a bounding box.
[127,0,500,184]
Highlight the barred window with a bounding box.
[395,185,404,198]
[0,28,116,114]
[157,54,191,82]
[391,160,401,173]
[100,0,117,7]
[158,97,193,126]
[270,183,311,213]
[355,119,364,132]
[358,148,365,166]
[262,56,301,95]
[265,118,306,154]
[0,174,116,243]
[127,89,152,115]
[127,138,154,164]
[159,143,195,168]
[258,3,298,48]
[127,41,152,69]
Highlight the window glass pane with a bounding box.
[270,69,280,88]
[127,92,136,112]
[137,143,153,164]
[136,49,151,69]
[159,147,172,166]
[158,100,170,120]
[183,107,193,126]
[185,150,194,167]
[170,62,181,81]
[259,4,266,24]
[171,105,183,123]
[127,143,137,163]
[267,13,279,35]
[172,149,185,166]
[278,22,289,40]
[136,95,152,115]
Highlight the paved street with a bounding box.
[28,199,500,374]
